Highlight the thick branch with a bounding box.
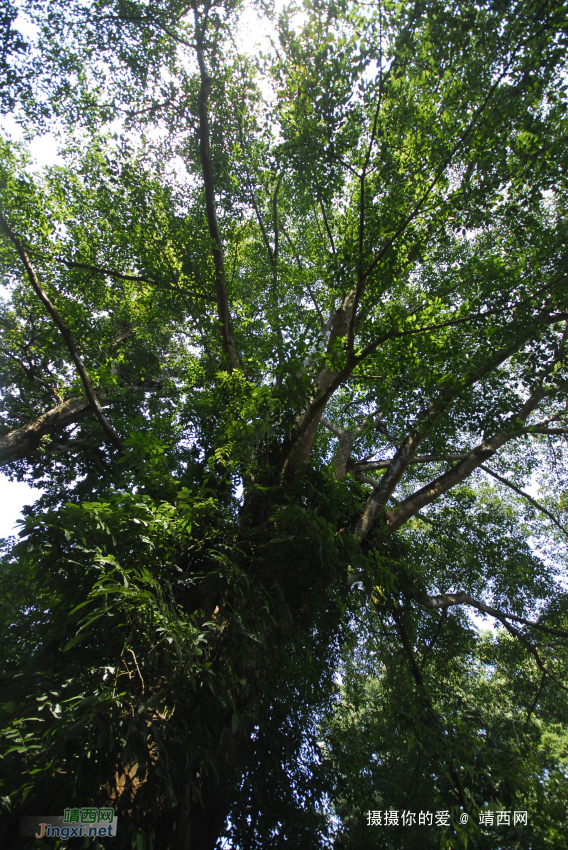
[418,592,568,639]
[0,397,94,466]
[320,417,344,439]
[0,387,154,467]
[280,301,562,481]
[321,415,371,479]
[0,211,124,453]
[355,340,532,541]
[384,385,546,532]
[195,37,239,372]
[280,294,357,474]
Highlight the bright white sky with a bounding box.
[0,475,39,538]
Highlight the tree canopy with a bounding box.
[1,1,568,848]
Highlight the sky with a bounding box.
[0,475,39,539]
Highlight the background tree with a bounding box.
[320,487,568,849]
[1,0,568,847]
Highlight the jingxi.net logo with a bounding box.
[20,807,118,839]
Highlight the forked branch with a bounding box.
[354,340,535,541]
[0,385,159,467]
[321,415,372,479]
[419,592,568,691]
[383,384,547,532]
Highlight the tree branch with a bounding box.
[27,252,159,284]
[522,671,547,734]
[480,464,568,537]
[271,175,285,362]
[347,62,514,352]
[493,617,567,691]
[194,27,239,372]
[321,415,371,479]
[354,341,534,541]
[411,589,568,715]
[247,181,275,266]
[418,592,568,639]
[318,198,335,254]
[281,298,563,482]
[384,384,547,533]
[347,9,562,352]
[0,386,157,467]
[0,397,94,467]
[420,608,448,667]
[43,255,216,301]
[0,210,125,453]
[355,453,468,471]
[390,604,471,811]
[280,224,325,330]
[521,426,568,436]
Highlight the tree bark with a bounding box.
[0,397,94,466]
[0,387,153,468]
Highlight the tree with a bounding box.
[1,0,568,847]
[321,500,568,848]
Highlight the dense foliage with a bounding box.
[322,499,568,849]
[1,1,568,847]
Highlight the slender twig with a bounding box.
[494,615,568,692]
[420,608,448,667]
[522,671,546,735]
[281,224,326,330]
[356,453,469,471]
[127,648,145,695]
[247,178,275,266]
[318,198,336,254]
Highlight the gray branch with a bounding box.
[419,592,568,639]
